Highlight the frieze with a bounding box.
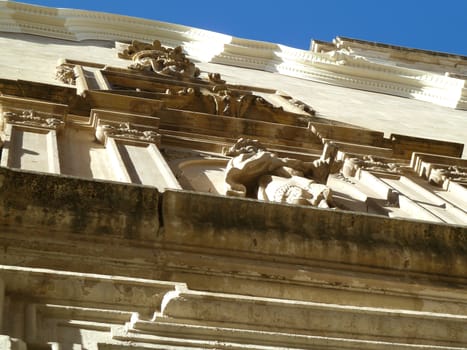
[2,110,65,130]
[95,122,161,145]
[428,166,467,186]
[342,155,403,177]
[223,138,338,208]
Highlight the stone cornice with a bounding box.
[1,1,466,110]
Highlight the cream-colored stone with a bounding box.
[0,3,466,350]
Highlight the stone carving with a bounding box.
[210,89,283,118]
[55,64,76,85]
[223,138,338,207]
[208,72,226,84]
[428,166,467,186]
[95,122,161,145]
[342,155,401,177]
[2,110,64,129]
[324,48,368,65]
[119,39,200,79]
[288,98,315,115]
[258,175,333,208]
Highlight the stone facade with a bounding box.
[0,2,466,350]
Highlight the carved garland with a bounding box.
[428,166,467,186]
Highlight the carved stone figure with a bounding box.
[288,98,315,115]
[342,155,401,177]
[223,138,338,207]
[208,72,226,84]
[428,166,467,186]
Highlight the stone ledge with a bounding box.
[0,166,160,240]
[0,264,183,316]
[0,167,465,286]
[157,289,467,347]
[161,189,467,279]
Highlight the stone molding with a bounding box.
[2,264,466,349]
[0,167,466,348]
[1,1,466,109]
[95,120,161,145]
[1,109,64,130]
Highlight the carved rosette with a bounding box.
[95,122,161,145]
[55,64,76,85]
[2,110,65,130]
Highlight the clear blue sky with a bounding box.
[15,0,467,56]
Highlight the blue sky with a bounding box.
[15,0,467,56]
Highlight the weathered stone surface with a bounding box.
[0,6,466,349]
[0,167,160,240]
[161,189,467,279]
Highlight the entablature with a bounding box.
[0,39,465,225]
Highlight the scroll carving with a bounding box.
[324,48,368,65]
[342,155,402,177]
[223,138,338,208]
[119,40,201,80]
[95,122,161,145]
[2,110,64,130]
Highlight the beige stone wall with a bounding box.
[1,32,466,158]
[0,10,466,350]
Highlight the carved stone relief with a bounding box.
[115,40,316,123]
[342,155,403,177]
[55,64,76,85]
[428,166,467,186]
[223,138,338,208]
[1,110,65,130]
[217,90,288,119]
[95,122,161,145]
[118,40,201,80]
